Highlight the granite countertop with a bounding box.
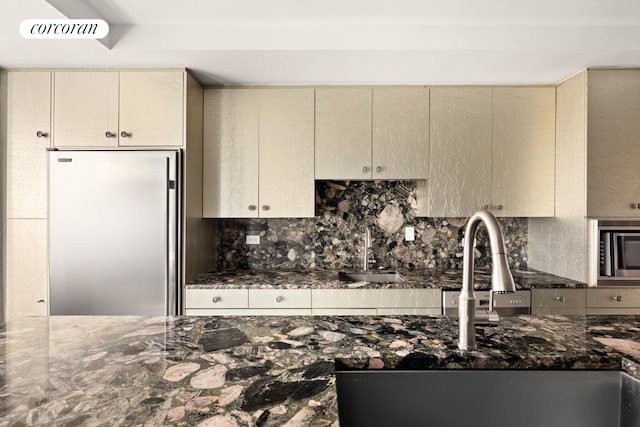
[1,314,639,426]
[187,267,585,290]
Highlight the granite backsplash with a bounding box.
[217,181,527,271]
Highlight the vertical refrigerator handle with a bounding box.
[165,156,179,316]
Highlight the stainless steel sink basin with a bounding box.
[337,270,405,283]
[336,370,640,427]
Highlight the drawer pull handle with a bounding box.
[120,131,131,138]
[613,295,623,303]
[248,205,257,211]
[262,205,270,211]
[212,296,222,303]
[275,296,284,303]
[36,131,48,138]
[105,131,116,138]
[556,296,566,303]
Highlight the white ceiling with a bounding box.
[1,0,639,86]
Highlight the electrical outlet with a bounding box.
[405,226,415,241]
[246,235,260,245]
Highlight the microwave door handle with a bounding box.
[601,232,613,277]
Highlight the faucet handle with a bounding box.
[474,310,500,326]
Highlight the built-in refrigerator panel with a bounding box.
[48,149,181,315]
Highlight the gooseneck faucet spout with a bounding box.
[363,226,371,271]
[459,210,516,350]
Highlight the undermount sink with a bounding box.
[336,370,640,427]
[337,270,405,283]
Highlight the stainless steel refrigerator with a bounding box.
[48,149,181,315]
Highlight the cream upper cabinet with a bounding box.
[118,71,184,146]
[203,89,259,217]
[315,87,429,180]
[259,89,315,217]
[6,71,51,219]
[586,69,640,218]
[53,70,184,147]
[372,88,429,179]
[53,71,119,147]
[492,87,556,217]
[203,88,315,218]
[428,87,493,217]
[315,88,372,179]
[427,86,556,217]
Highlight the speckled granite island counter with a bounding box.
[187,267,585,290]
[2,314,639,426]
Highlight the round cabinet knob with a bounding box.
[120,131,131,138]
[105,131,116,138]
[376,166,383,173]
[613,295,623,303]
[483,205,490,210]
[248,205,257,211]
[262,205,270,211]
[556,296,566,303]
[275,296,284,303]
[212,296,222,303]
[497,204,504,210]
[363,166,370,173]
[634,203,640,209]
[36,131,48,138]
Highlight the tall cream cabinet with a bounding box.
[3,71,52,319]
[529,69,640,284]
[586,69,640,218]
[426,86,556,217]
[203,88,315,218]
[53,70,184,147]
[315,87,429,180]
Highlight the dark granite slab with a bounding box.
[1,314,638,426]
[187,267,586,290]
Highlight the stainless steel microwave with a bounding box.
[599,222,640,282]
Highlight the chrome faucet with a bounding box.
[363,226,372,271]
[459,210,516,350]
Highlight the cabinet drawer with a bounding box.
[312,308,378,316]
[185,289,248,309]
[587,289,640,308]
[249,289,312,309]
[377,308,441,316]
[312,289,441,309]
[532,289,586,309]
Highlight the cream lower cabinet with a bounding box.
[312,289,442,315]
[203,88,315,218]
[185,289,311,315]
[6,220,49,318]
[586,288,640,315]
[426,86,555,217]
[185,288,441,315]
[3,71,52,320]
[53,70,185,147]
[531,289,587,315]
[315,87,429,180]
